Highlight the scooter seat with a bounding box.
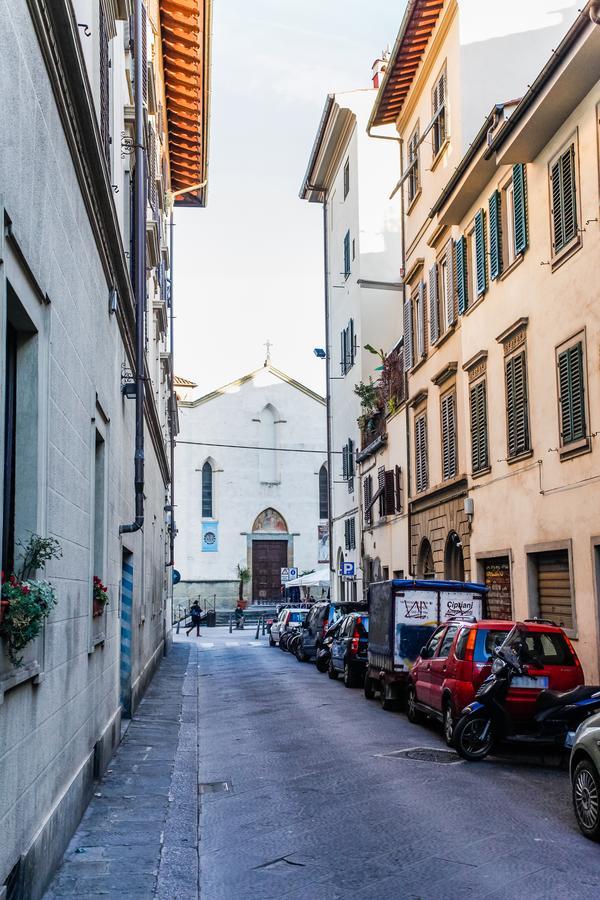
[534,685,599,712]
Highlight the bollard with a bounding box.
[255,618,260,640]
[262,617,266,636]
[229,614,232,634]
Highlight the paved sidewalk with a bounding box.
[44,640,200,899]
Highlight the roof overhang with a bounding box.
[159,0,212,208]
[299,95,355,202]
[488,8,600,164]
[369,0,444,129]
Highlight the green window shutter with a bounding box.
[552,146,578,254]
[417,281,427,357]
[445,239,456,325]
[470,380,488,473]
[342,444,348,480]
[558,343,586,444]
[474,209,487,297]
[349,318,355,366]
[506,351,530,458]
[343,231,351,276]
[364,475,372,525]
[428,264,439,345]
[415,415,429,493]
[456,235,468,314]
[489,190,502,280]
[340,329,346,375]
[512,163,528,255]
[441,393,457,480]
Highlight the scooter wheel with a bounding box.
[454,713,494,761]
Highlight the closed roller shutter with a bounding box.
[536,550,573,630]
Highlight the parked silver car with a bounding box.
[570,710,600,841]
[269,608,306,648]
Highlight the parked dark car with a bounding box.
[295,601,330,662]
[328,612,369,687]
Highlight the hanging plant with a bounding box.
[93,576,109,617]
[0,535,62,667]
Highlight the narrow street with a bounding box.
[47,629,600,899]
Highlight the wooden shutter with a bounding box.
[99,5,111,166]
[348,518,356,550]
[456,236,468,314]
[489,190,502,280]
[470,380,488,473]
[342,444,348,480]
[394,465,403,513]
[340,329,346,375]
[403,298,413,370]
[551,146,577,254]
[141,2,148,105]
[445,239,456,325]
[441,393,457,480]
[363,475,373,526]
[506,352,530,458]
[348,439,354,476]
[428,264,439,345]
[558,343,586,444]
[417,281,426,358]
[536,550,572,630]
[512,163,528,255]
[474,209,487,296]
[384,470,396,516]
[349,318,355,366]
[377,466,386,517]
[344,231,351,276]
[415,415,428,493]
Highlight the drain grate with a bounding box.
[381,747,461,764]
[199,781,232,794]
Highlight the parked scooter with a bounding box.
[454,624,600,761]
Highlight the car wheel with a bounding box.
[279,635,288,651]
[295,642,309,662]
[316,653,329,673]
[328,659,339,680]
[406,684,423,724]
[443,700,455,747]
[343,661,359,688]
[364,675,375,700]
[572,759,600,841]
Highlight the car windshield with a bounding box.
[474,628,511,662]
[501,626,575,666]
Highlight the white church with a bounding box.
[174,361,328,607]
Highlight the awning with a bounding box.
[286,568,330,589]
[159,0,212,207]
[370,0,444,128]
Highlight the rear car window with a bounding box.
[289,612,305,623]
[353,615,368,636]
[474,629,511,663]
[521,631,574,666]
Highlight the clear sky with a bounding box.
[173,0,404,397]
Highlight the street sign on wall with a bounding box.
[281,567,298,582]
[339,561,355,577]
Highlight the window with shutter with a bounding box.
[444,239,456,327]
[319,464,328,520]
[474,209,487,297]
[141,2,148,104]
[343,231,351,278]
[403,298,414,371]
[407,124,420,204]
[441,392,457,480]
[342,444,348,480]
[202,461,213,518]
[99,5,111,167]
[349,318,355,368]
[470,379,489,473]
[347,438,354,492]
[340,329,347,375]
[533,549,573,631]
[512,163,528,255]
[489,191,502,280]
[363,475,373,526]
[377,466,386,518]
[505,351,530,458]
[432,67,447,157]
[415,414,429,493]
[416,281,427,358]
[343,158,350,199]
[428,264,439,345]
[557,341,586,446]
[550,145,577,256]
[456,236,468,314]
[394,465,403,513]
[384,470,396,516]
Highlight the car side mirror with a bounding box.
[420,646,430,659]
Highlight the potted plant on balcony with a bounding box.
[93,576,109,617]
[0,534,62,666]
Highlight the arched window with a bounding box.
[259,404,279,484]
[444,531,465,581]
[319,464,328,520]
[417,538,435,579]
[202,461,213,518]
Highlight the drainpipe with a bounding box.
[120,0,146,535]
[322,201,335,597]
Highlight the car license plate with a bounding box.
[512,675,549,689]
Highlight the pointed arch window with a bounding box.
[202,461,213,518]
[319,464,328,520]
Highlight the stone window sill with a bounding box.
[506,448,534,466]
[431,138,450,172]
[559,437,591,461]
[498,252,524,282]
[551,236,581,273]
[0,660,42,705]
[471,465,492,480]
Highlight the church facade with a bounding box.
[174,364,328,607]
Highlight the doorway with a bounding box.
[252,540,288,603]
[444,532,465,581]
[120,549,134,716]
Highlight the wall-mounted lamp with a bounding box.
[464,496,474,526]
[109,287,118,315]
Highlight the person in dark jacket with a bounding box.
[186,601,203,637]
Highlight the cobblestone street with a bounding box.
[46,629,600,899]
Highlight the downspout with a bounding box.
[322,201,335,598]
[120,0,146,535]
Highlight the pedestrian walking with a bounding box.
[186,601,203,637]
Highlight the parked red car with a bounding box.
[407,618,584,745]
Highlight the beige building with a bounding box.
[367,1,600,678]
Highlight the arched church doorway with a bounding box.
[444,531,465,581]
[251,508,289,603]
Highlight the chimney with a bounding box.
[371,49,390,89]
